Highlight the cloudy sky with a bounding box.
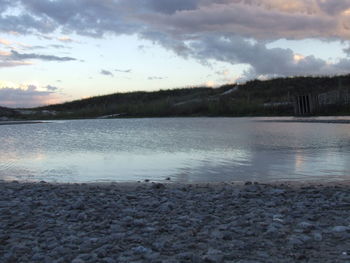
[1,0,350,107]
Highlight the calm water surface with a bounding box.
[1,117,350,183]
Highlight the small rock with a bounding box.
[269,188,285,195]
[297,221,315,233]
[32,253,45,261]
[133,219,146,226]
[126,194,137,200]
[273,214,284,223]
[132,246,152,254]
[265,222,284,236]
[176,252,195,260]
[159,202,174,212]
[288,234,310,246]
[71,200,85,210]
[211,230,224,239]
[102,257,115,263]
[312,231,323,242]
[77,212,87,221]
[332,226,349,233]
[151,183,165,190]
[203,248,224,263]
[331,226,350,239]
[71,258,85,263]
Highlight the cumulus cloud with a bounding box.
[100,69,114,77]
[1,0,350,79]
[187,35,350,79]
[0,84,62,108]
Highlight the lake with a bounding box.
[1,117,350,183]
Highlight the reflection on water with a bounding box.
[1,117,350,183]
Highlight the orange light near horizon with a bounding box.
[0,96,64,108]
[206,80,215,87]
[0,50,11,56]
[293,54,305,62]
[0,38,11,46]
[343,9,350,15]
[58,36,73,42]
[42,97,64,106]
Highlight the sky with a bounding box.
[1,0,350,107]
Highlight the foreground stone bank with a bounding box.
[1,181,350,262]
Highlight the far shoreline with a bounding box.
[0,120,49,126]
[2,115,350,125]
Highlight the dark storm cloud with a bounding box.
[2,0,350,79]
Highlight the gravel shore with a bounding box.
[1,181,350,263]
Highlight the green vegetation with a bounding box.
[4,74,350,120]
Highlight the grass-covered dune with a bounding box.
[0,106,20,120]
[4,74,350,119]
[37,74,350,118]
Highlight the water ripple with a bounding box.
[1,117,350,183]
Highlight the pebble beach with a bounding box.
[1,181,350,263]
